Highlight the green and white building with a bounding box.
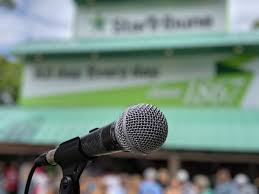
[2,0,259,175]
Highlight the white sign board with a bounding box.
[76,0,226,38]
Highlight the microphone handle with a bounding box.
[35,122,123,167]
[80,122,122,157]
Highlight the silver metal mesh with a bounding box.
[115,104,168,154]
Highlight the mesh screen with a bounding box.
[115,104,168,154]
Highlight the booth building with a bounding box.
[1,0,259,176]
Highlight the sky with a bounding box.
[229,0,259,32]
[0,0,75,56]
[0,0,259,57]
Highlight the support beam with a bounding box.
[168,154,181,176]
[0,143,54,155]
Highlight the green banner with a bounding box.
[20,53,258,107]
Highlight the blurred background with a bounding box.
[1,0,259,194]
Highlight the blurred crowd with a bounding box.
[1,161,259,194]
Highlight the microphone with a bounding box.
[35,104,168,167]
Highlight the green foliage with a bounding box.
[0,56,22,104]
[0,0,15,9]
[253,20,259,29]
[220,54,255,68]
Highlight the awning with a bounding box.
[0,107,258,153]
[11,32,259,55]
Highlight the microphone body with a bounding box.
[35,104,168,167]
[81,122,122,156]
[43,122,122,166]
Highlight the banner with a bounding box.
[76,0,226,38]
[20,53,259,107]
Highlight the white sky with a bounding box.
[0,0,75,50]
[229,0,259,31]
[1,0,259,54]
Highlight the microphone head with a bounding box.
[115,104,168,154]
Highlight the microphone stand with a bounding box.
[54,137,92,194]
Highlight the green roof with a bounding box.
[12,32,259,55]
[1,107,259,153]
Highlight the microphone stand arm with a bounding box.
[55,137,92,194]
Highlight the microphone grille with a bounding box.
[115,104,168,154]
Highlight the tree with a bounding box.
[0,56,22,104]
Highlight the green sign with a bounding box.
[20,53,258,107]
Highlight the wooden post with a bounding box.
[168,153,181,177]
[249,163,257,180]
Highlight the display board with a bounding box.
[75,0,226,38]
[20,53,259,107]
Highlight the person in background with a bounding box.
[254,177,259,194]
[92,177,106,194]
[4,162,18,194]
[49,169,62,194]
[0,162,6,194]
[81,175,97,194]
[80,172,89,194]
[234,173,257,194]
[125,174,141,194]
[193,175,213,194]
[214,168,238,194]
[164,177,182,194]
[157,168,170,189]
[18,162,32,194]
[31,167,50,194]
[139,168,163,194]
[176,169,195,194]
[102,173,126,194]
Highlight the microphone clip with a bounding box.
[55,137,91,194]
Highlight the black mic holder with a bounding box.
[54,136,94,194]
